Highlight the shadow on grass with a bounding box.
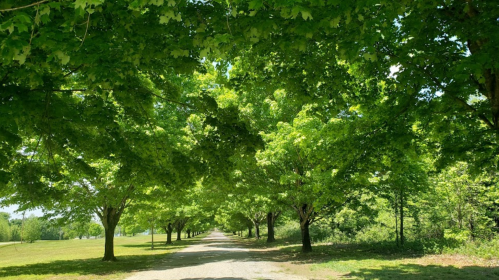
[233,235,430,263]
[345,264,499,280]
[0,239,201,278]
[230,235,499,279]
[0,254,165,278]
[120,241,192,249]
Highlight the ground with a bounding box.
[123,231,499,280]
[1,231,498,279]
[124,231,306,280]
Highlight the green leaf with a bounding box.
[330,17,340,28]
[40,5,51,16]
[17,24,28,33]
[363,53,377,61]
[171,49,189,58]
[74,0,87,9]
[200,48,210,58]
[54,51,70,65]
[14,52,27,65]
[248,0,263,10]
[301,10,312,21]
[159,16,169,24]
[291,6,301,19]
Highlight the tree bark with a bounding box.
[174,218,188,241]
[103,223,117,261]
[254,221,260,239]
[400,188,404,246]
[96,184,133,262]
[247,226,252,238]
[164,223,174,244]
[266,212,280,243]
[187,229,191,238]
[297,204,313,253]
[99,205,126,261]
[151,223,154,250]
[394,192,399,247]
[300,218,312,253]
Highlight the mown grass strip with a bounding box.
[0,233,208,280]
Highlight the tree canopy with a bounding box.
[1,0,499,259]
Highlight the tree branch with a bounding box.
[0,0,50,12]
[79,13,91,48]
[379,48,495,130]
[64,65,84,77]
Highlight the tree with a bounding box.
[40,219,60,240]
[9,218,22,241]
[23,216,41,243]
[256,107,342,253]
[0,213,10,242]
[89,223,103,239]
[72,221,91,239]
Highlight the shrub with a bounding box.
[89,223,103,238]
[23,217,42,243]
[0,218,10,242]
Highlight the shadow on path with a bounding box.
[2,232,499,280]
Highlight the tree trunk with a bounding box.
[400,188,404,246]
[99,206,123,262]
[165,223,173,245]
[254,222,260,239]
[151,223,154,250]
[296,204,313,253]
[97,185,132,262]
[103,222,118,261]
[266,212,279,243]
[247,226,252,238]
[187,229,191,238]
[469,215,476,241]
[300,218,312,253]
[394,193,399,247]
[177,230,181,241]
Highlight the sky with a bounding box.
[0,204,43,220]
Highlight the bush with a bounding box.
[0,218,10,242]
[10,224,21,241]
[23,217,42,243]
[445,236,499,259]
[89,223,103,238]
[356,224,393,243]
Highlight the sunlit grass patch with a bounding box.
[0,233,207,280]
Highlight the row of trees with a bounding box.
[0,0,498,259]
[0,214,105,242]
[216,160,499,248]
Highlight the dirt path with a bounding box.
[0,241,18,247]
[124,231,306,280]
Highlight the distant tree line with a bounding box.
[0,213,109,242]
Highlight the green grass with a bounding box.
[0,233,208,280]
[228,232,499,280]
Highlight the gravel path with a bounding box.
[0,242,14,246]
[124,231,306,280]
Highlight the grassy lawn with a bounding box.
[309,244,499,280]
[0,233,207,280]
[229,234,499,280]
